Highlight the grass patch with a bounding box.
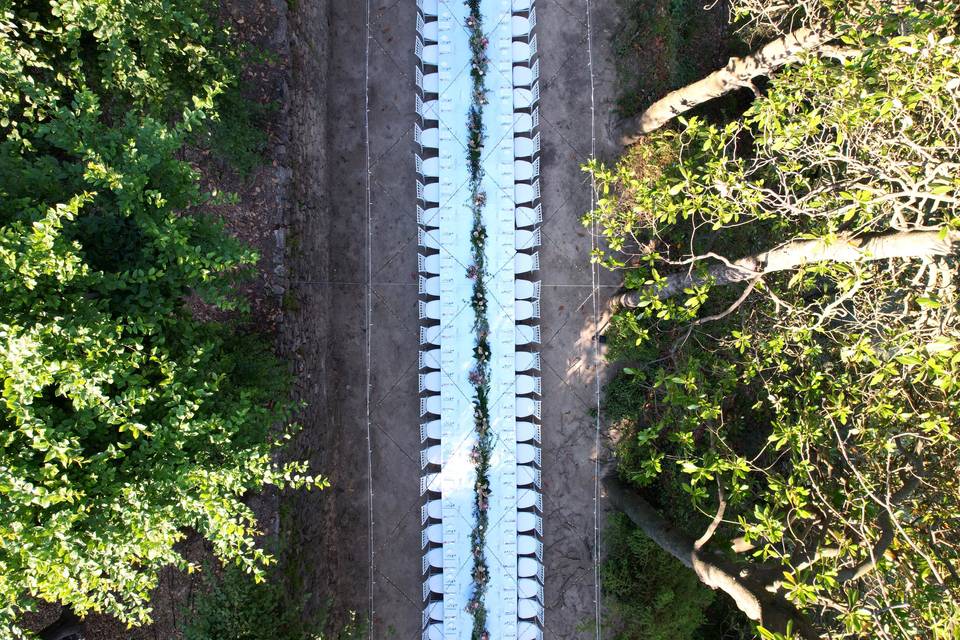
[179,547,367,640]
[603,514,715,640]
[612,0,749,120]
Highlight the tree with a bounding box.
[0,2,323,637]
[622,27,830,141]
[620,0,912,140]
[588,1,960,637]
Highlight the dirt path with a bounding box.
[533,1,622,637]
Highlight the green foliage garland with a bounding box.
[463,1,491,638]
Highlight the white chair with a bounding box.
[420,472,439,495]
[512,109,538,133]
[417,182,440,203]
[513,60,540,87]
[420,325,441,345]
[420,395,441,416]
[515,132,541,158]
[419,275,440,297]
[419,228,442,249]
[514,159,540,181]
[419,349,440,370]
[518,464,541,488]
[519,621,543,640]
[512,0,532,11]
[418,156,440,178]
[518,578,543,602]
[515,83,540,109]
[419,300,440,320]
[516,397,541,419]
[417,206,440,228]
[516,204,542,228]
[420,43,439,65]
[423,523,443,546]
[516,325,541,345]
[517,443,539,465]
[516,374,541,396]
[511,39,535,64]
[516,351,541,371]
[422,607,444,633]
[419,445,441,468]
[518,557,543,580]
[419,97,439,121]
[517,488,540,510]
[515,180,541,204]
[423,20,439,43]
[423,549,443,573]
[419,419,441,443]
[516,420,541,443]
[516,229,541,250]
[512,12,535,38]
[417,0,438,17]
[518,534,542,558]
[421,499,442,523]
[518,598,542,620]
[424,573,443,595]
[418,253,440,274]
[415,124,440,149]
[415,67,437,94]
[517,511,542,534]
[517,512,543,535]
[515,251,540,274]
[516,279,541,301]
[515,299,540,321]
[419,371,441,393]
[424,623,443,640]
[420,181,440,203]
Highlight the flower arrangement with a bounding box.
[462,1,492,638]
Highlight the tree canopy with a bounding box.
[591,1,960,637]
[0,1,320,637]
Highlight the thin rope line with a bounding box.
[363,0,375,633]
[585,0,603,636]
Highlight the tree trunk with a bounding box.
[617,229,960,308]
[621,27,830,143]
[603,475,818,639]
[39,607,86,640]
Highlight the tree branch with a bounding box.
[622,27,832,141]
[837,465,922,583]
[603,474,818,638]
[616,228,960,308]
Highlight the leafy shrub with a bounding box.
[611,0,747,117]
[603,513,714,640]
[180,562,366,640]
[0,1,316,636]
[200,80,273,177]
